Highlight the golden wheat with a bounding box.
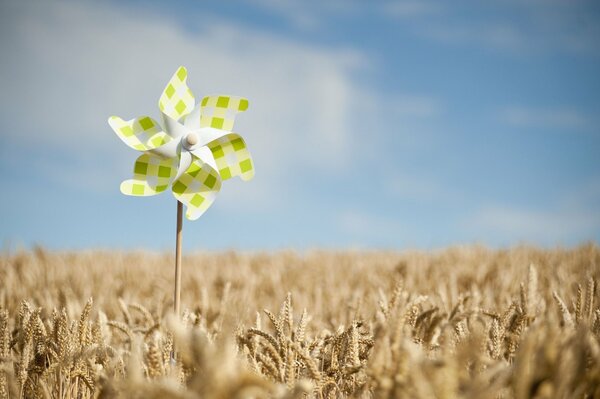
[0,244,598,398]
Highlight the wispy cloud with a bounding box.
[244,0,362,31]
[500,106,590,130]
[410,2,600,55]
[468,206,600,244]
[421,23,528,52]
[244,0,321,30]
[0,0,371,207]
[391,95,442,119]
[466,179,600,245]
[336,208,401,243]
[386,173,454,203]
[381,1,442,18]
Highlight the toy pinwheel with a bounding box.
[109,66,254,220]
[108,66,254,316]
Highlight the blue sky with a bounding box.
[1,0,599,251]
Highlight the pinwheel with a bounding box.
[108,66,254,316]
[109,66,254,220]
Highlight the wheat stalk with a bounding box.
[0,245,598,398]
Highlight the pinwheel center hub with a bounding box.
[185,132,198,146]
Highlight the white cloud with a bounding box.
[411,2,600,56]
[244,0,321,31]
[381,1,442,18]
[500,106,590,129]
[467,180,600,245]
[420,23,531,52]
[386,173,454,203]
[469,206,600,244]
[391,95,441,118]
[336,208,400,238]
[246,0,364,30]
[0,0,370,209]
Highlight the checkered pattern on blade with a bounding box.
[109,116,171,151]
[171,158,222,220]
[158,66,195,121]
[120,153,177,196]
[199,95,248,131]
[207,133,254,181]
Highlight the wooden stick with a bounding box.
[171,201,183,365]
[174,200,183,316]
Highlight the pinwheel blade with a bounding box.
[120,153,178,196]
[174,150,192,182]
[207,133,255,181]
[171,158,222,220]
[158,66,195,121]
[199,95,248,132]
[108,116,171,151]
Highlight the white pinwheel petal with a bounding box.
[108,115,171,152]
[174,150,193,182]
[183,105,201,130]
[190,127,231,148]
[158,66,195,122]
[162,113,188,139]
[172,158,222,220]
[190,145,218,171]
[120,153,178,196]
[148,138,179,159]
[206,133,254,181]
[199,95,248,132]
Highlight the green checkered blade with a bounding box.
[120,153,178,196]
[159,66,195,121]
[108,116,171,151]
[171,157,222,220]
[199,95,249,131]
[207,133,255,181]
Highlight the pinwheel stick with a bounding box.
[174,200,183,317]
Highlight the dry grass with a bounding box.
[0,244,599,398]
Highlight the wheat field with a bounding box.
[0,244,599,398]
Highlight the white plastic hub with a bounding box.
[185,132,198,146]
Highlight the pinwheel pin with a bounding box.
[108,66,254,316]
